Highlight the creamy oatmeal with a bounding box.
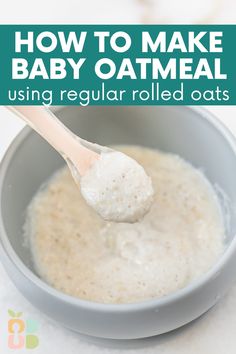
[25,145,225,304]
[80,151,154,223]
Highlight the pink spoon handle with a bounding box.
[6,106,99,176]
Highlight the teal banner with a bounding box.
[0,25,235,105]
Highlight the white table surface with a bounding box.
[1,0,236,352]
[1,106,236,354]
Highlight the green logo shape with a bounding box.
[8,309,22,318]
[26,334,39,349]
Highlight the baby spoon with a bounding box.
[6,106,154,223]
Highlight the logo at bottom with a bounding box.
[8,309,39,349]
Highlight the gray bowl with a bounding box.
[0,106,236,340]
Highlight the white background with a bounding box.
[1,0,236,352]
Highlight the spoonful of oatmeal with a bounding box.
[6,106,154,222]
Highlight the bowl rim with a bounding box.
[0,105,236,313]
